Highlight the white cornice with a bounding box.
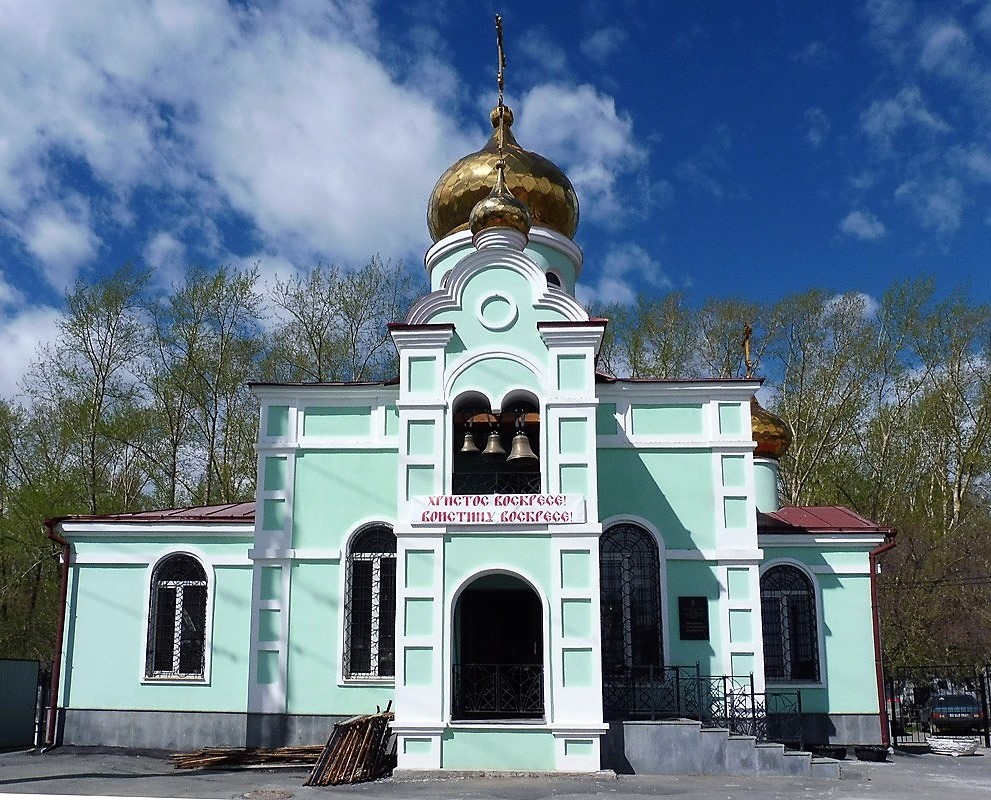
[251,385,399,404]
[423,226,583,278]
[596,381,760,402]
[58,522,254,538]
[389,325,455,350]
[759,533,886,547]
[538,323,606,349]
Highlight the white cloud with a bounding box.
[144,232,185,271]
[0,271,24,307]
[860,86,951,150]
[674,126,742,200]
[949,145,991,183]
[0,304,61,400]
[919,21,972,75]
[517,83,648,227]
[804,107,830,149]
[518,27,570,79]
[0,0,476,289]
[895,176,966,235]
[793,41,830,66]
[23,206,101,290]
[839,210,887,241]
[577,242,671,306]
[580,26,627,63]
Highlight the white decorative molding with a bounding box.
[476,291,519,331]
[759,534,887,547]
[423,226,583,280]
[472,227,528,250]
[407,248,587,325]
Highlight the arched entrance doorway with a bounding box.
[452,574,544,720]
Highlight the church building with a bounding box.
[46,86,894,774]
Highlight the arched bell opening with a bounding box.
[452,573,544,720]
[451,393,540,495]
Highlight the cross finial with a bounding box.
[495,14,507,159]
[743,323,754,379]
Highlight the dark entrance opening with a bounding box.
[452,574,544,720]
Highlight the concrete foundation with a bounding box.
[61,709,344,751]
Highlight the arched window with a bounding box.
[344,526,396,679]
[600,524,662,678]
[146,554,208,679]
[761,565,820,682]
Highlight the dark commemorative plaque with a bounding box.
[678,596,710,641]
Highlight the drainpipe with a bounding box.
[43,519,70,750]
[869,532,897,749]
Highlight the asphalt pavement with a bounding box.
[2,745,991,800]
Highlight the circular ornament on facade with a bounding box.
[477,292,518,331]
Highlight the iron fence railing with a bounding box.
[602,664,803,747]
[452,472,541,495]
[452,663,544,719]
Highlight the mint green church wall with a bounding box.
[665,561,724,673]
[441,728,556,770]
[61,559,252,712]
[435,265,570,361]
[285,562,394,715]
[292,450,398,550]
[445,535,552,593]
[762,546,878,714]
[597,449,717,550]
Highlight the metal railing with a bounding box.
[452,663,544,719]
[452,471,541,495]
[602,664,803,747]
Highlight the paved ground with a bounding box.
[1,746,991,800]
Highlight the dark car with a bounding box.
[922,693,985,734]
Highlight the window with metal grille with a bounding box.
[145,554,208,679]
[760,565,820,682]
[344,526,396,679]
[600,524,662,677]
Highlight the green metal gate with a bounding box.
[0,659,41,748]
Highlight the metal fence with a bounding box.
[452,663,544,719]
[886,664,990,747]
[602,664,803,747]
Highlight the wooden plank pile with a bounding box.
[304,705,396,786]
[172,746,324,770]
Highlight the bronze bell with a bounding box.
[460,431,479,454]
[481,430,506,456]
[507,431,538,463]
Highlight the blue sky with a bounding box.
[1,0,990,396]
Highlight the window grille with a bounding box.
[600,524,662,678]
[146,554,208,679]
[344,526,396,679]
[760,565,819,682]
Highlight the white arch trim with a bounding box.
[445,565,553,724]
[444,348,546,402]
[599,516,670,666]
[407,248,588,325]
[139,548,215,685]
[338,520,398,686]
[758,558,827,687]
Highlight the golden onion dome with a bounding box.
[751,398,793,460]
[428,105,579,242]
[469,159,532,237]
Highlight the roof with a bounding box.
[50,502,255,525]
[758,506,896,536]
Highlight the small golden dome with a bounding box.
[751,398,793,460]
[428,105,579,242]
[469,159,532,236]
